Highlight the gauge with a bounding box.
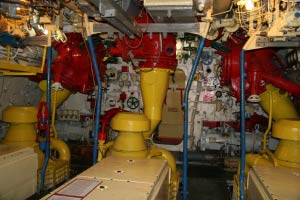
[120,73,129,81]
[127,96,139,109]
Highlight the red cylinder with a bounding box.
[109,12,177,70]
[218,44,297,100]
[52,33,106,93]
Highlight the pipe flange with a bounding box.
[2,106,37,123]
[273,119,300,141]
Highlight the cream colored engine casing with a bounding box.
[42,157,170,200]
[247,166,300,200]
[0,145,37,200]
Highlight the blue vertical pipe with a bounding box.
[40,46,52,191]
[182,37,206,200]
[87,36,102,164]
[239,49,246,200]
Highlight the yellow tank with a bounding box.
[109,112,150,158]
[2,106,45,169]
[1,80,72,190]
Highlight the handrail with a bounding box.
[182,37,206,200]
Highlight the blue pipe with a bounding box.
[40,46,52,192]
[87,36,103,164]
[182,37,206,200]
[239,50,246,200]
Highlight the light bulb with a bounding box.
[245,0,254,10]
[43,29,49,35]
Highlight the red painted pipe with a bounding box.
[261,73,300,97]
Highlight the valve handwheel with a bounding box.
[127,96,139,109]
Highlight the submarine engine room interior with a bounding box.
[0,0,300,199]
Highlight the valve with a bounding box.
[127,96,139,109]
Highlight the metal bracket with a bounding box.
[89,0,141,38]
[77,0,101,20]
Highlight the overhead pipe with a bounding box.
[239,50,246,200]
[87,36,103,164]
[39,46,52,192]
[182,37,206,200]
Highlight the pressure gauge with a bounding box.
[120,73,129,81]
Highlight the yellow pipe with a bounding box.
[40,46,47,73]
[262,91,272,152]
[51,91,58,138]
[140,68,172,138]
[50,137,71,161]
[149,146,177,174]
[258,90,279,167]
[98,141,114,161]
[259,84,299,120]
[265,148,278,167]
[148,145,179,200]
[39,81,70,160]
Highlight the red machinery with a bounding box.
[219,42,300,101]
[109,12,177,70]
[52,33,106,94]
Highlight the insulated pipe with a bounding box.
[40,46,52,192]
[239,50,246,200]
[182,37,206,200]
[87,36,103,164]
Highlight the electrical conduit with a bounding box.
[239,49,246,200]
[87,36,103,164]
[182,37,206,200]
[40,46,52,192]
